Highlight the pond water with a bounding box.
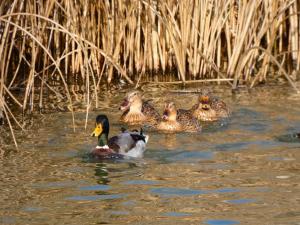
[1,85,300,225]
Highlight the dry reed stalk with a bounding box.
[0,0,299,147]
[148,78,234,85]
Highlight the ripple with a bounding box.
[215,142,249,152]
[33,181,84,189]
[79,184,111,191]
[235,108,262,119]
[224,198,256,204]
[166,151,213,162]
[147,149,213,163]
[22,207,43,212]
[66,194,126,201]
[150,187,207,196]
[0,216,16,225]
[121,200,136,206]
[215,188,240,193]
[109,210,129,215]
[205,219,240,225]
[240,122,269,133]
[163,212,192,217]
[122,180,159,185]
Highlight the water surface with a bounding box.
[1,85,300,225]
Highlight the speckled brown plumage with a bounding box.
[177,109,202,132]
[120,91,160,125]
[190,92,230,121]
[141,101,161,123]
[156,102,201,132]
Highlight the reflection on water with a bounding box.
[205,219,240,225]
[1,85,300,225]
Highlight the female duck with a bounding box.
[119,91,160,125]
[190,91,230,121]
[91,114,149,159]
[156,101,201,132]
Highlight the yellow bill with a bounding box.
[91,124,103,137]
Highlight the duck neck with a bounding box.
[129,99,143,113]
[98,133,108,147]
[168,111,177,122]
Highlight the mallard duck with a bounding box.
[156,101,201,132]
[90,114,149,159]
[190,90,230,121]
[119,91,160,125]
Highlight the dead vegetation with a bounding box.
[0,0,299,146]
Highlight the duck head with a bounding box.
[162,101,177,122]
[119,91,143,112]
[91,114,110,146]
[198,94,212,111]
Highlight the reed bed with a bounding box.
[0,0,299,146]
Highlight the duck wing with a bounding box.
[189,103,198,112]
[211,98,230,117]
[142,101,160,123]
[177,109,193,120]
[120,109,129,122]
[177,109,202,132]
[108,131,144,154]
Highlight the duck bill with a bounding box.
[119,98,130,111]
[162,110,169,121]
[201,104,210,111]
[91,124,103,137]
[199,95,210,104]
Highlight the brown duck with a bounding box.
[190,90,230,121]
[119,91,160,125]
[156,101,202,132]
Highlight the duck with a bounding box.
[156,101,202,132]
[119,91,160,125]
[189,90,230,121]
[90,114,149,159]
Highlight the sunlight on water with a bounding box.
[1,85,300,225]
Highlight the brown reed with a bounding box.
[0,0,299,146]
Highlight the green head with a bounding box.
[91,114,110,146]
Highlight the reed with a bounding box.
[0,0,299,146]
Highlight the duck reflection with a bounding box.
[95,163,110,185]
[94,161,141,185]
[161,134,178,149]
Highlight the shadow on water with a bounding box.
[275,133,300,143]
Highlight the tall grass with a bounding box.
[0,0,299,146]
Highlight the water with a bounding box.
[1,85,300,225]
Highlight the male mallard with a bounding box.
[119,91,160,125]
[190,90,230,121]
[156,101,202,132]
[90,114,149,159]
